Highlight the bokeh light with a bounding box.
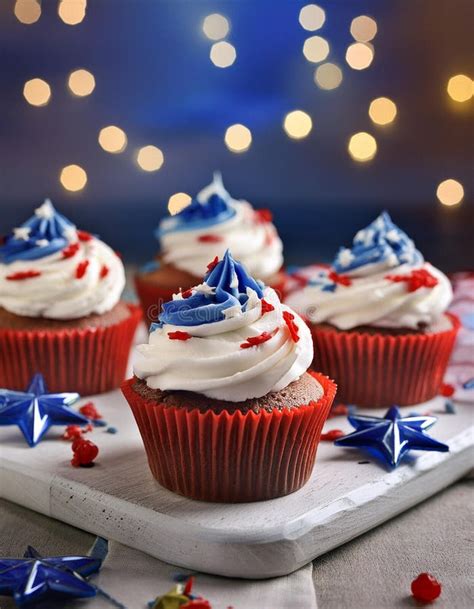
[58,0,87,26]
[299,5,326,31]
[60,164,87,192]
[436,179,464,206]
[137,146,164,172]
[68,69,95,97]
[283,111,313,139]
[14,0,41,24]
[348,132,377,162]
[202,13,230,40]
[168,192,192,215]
[369,97,397,125]
[350,16,377,42]
[303,36,330,63]
[23,78,51,106]
[447,74,472,102]
[98,126,127,154]
[225,124,252,153]
[314,63,343,90]
[210,41,236,68]
[346,42,374,70]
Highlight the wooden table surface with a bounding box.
[0,480,472,609]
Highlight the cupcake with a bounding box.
[286,212,459,407]
[123,250,336,502]
[135,173,286,324]
[0,199,141,394]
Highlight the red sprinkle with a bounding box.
[282,310,300,343]
[183,576,194,596]
[198,234,223,243]
[411,573,442,603]
[181,288,193,299]
[75,260,89,279]
[168,331,193,341]
[255,209,273,224]
[79,402,103,420]
[71,439,99,467]
[100,264,109,279]
[182,601,211,609]
[77,230,93,242]
[386,268,438,293]
[328,271,352,287]
[6,270,41,281]
[206,256,219,272]
[328,404,349,419]
[115,250,123,259]
[240,328,278,349]
[440,382,455,397]
[261,298,275,315]
[321,429,345,441]
[62,242,80,259]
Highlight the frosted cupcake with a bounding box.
[286,212,459,407]
[0,199,141,394]
[123,251,336,502]
[135,173,286,323]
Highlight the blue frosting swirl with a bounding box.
[158,250,264,327]
[155,172,236,238]
[0,199,76,264]
[332,211,424,273]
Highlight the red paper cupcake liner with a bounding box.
[310,313,460,407]
[0,303,142,395]
[122,371,337,502]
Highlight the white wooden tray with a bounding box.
[1,376,473,579]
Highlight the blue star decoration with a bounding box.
[0,373,89,447]
[0,545,102,607]
[334,406,449,468]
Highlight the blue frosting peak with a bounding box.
[158,250,264,327]
[0,199,76,264]
[332,211,423,273]
[156,172,236,238]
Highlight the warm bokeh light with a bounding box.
[60,164,87,192]
[283,110,313,139]
[350,16,377,42]
[303,36,330,63]
[58,0,87,26]
[299,4,326,31]
[98,126,127,154]
[447,74,472,103]
[23,78,51,106]
[348,132,377,162]
[369,97,397,125]
[224,124,252,153]
[314,62,343,90]
[210,41,236,68]
[346,42,374,70]
[14,0,41,24]
[168,192,192,215]
[202,13,230,40]
[137,146,164,172]
[436,179,464,206]
[68,69,95,97]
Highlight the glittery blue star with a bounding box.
[0,373,88,447]
[0,546,102,607]
[334,406,449,468]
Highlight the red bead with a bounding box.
[411,573,442,602]
[440,382,455,397]
[261,298,275,315]
[6,270,41,281]
[77,230,92,242]
[282,310,300,342]
[71,439,99,467]
[240,328,278,349]
[75,260,89,279]
[206,256,219,272]
[62,242,80,259]
[197,234,223,243]
[168,331,193,341]
[79,402,103,420]
[321,429,345,441]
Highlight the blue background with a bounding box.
[0,0,472,270]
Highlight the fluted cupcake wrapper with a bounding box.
[0,303,142,395]
[122,371,337,503]
[310,313,460,408]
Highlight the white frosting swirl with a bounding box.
[134,287,314,402]
[0,233,125,320]
[159,174,283,280]
[286,262,453,330]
